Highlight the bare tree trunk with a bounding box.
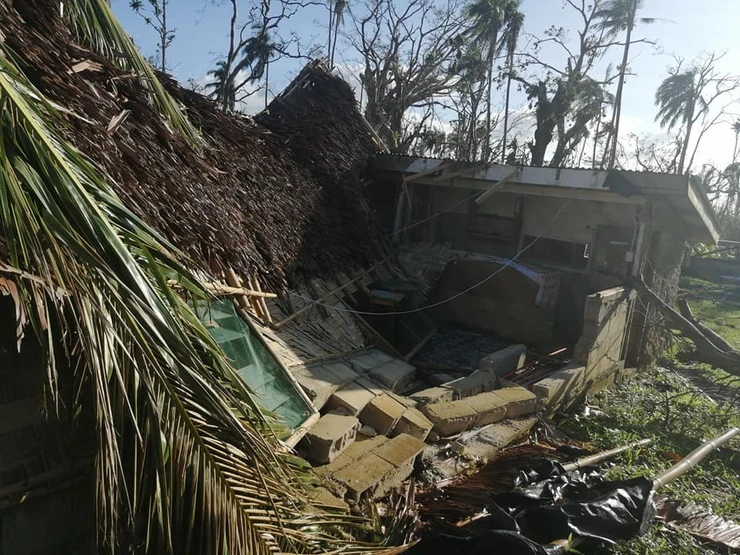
[484,38,496,161]
[160,0,167,72]
[501,52,514,164]
[607,10,634,169]
[678,112,695,175]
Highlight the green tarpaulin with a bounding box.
[196,299,312,430]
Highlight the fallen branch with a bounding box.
[605,271,740,375]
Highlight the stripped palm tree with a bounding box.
[0,1,377,553]
[329,0,348,67]
[499,2,524,164]
[465,0,511,161]
[596,0,656,169]
[655,70,708,175]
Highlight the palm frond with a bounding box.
[62,0,200,143]
[0,44,374,554]
[655,71,699,129]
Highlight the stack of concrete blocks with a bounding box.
[573,287,634,394]
[412,344,538,438]
[314,434,426,500]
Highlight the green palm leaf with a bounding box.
[0,44,372,554]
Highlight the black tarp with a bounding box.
[411,465,656,554]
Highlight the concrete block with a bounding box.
[532,363,585,412]
[410,387,454,406]
[369,360,417,392]
[494,386,538,418]
[464,417,538,460]
[332,453,394,501]
[301,414,358,464]
[309,487,350,512]
[313,435,388,478]
[479,344,527,377]
[465,391,508,426]
[360,394,406,435]
[327,380,377,416]
[392,406,434,441]
[444,370,499,400]
[422,400,477,437]
[373,433,426,468]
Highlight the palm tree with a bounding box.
[596,0,655,169]
[1,1,372,552]
[655,69,708,175]
[732,119,740,163]
[206,60,238,111]
[465,0,511,160]
[328,0,348,67]
[499,2,524,164]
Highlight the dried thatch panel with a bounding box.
[0,0,387,291]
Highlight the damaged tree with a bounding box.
[616,273,740,375]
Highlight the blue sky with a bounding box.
[112,0,740,169]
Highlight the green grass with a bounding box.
[558,367,740,554]
[680,275,740,348]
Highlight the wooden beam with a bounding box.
[405,327,437,362]
[403,161,452,184]
[474,168,520,206]
[431,163,488,183]
[167,280,278,298]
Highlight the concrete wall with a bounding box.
[0,298,94,554]
[573,286,635,393]
[685,257,740,281]
[429,259,556,346]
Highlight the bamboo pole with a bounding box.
[562,439,652,473]
[653,427,740,490]
[404,327,437,362]
[251,274,273,325]
[224,268,251,312]
[167,280,277,298]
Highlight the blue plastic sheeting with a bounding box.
[195,299,312,430]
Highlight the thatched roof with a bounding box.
[2,0,387,291]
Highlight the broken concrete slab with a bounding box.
[494,386,538,418]
[368,360,417,392]
[463,417,538,460]
[301,413,358,464]
[444,370,499,400]
[392,406,433,441]
[327,380,377,416]
[422,399,477,437]
[410,386,454,406]
[291,362,360,409]
[360,393,405,435]
[332,453,394,501]
[465,391,508,427]
[313,434,388,480]
[479,344,527,376]
[532,362,585,412]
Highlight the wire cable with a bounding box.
[290,199,572,317]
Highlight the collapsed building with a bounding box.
[0,0,722,552]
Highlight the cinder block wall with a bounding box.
[573,286,635,393]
